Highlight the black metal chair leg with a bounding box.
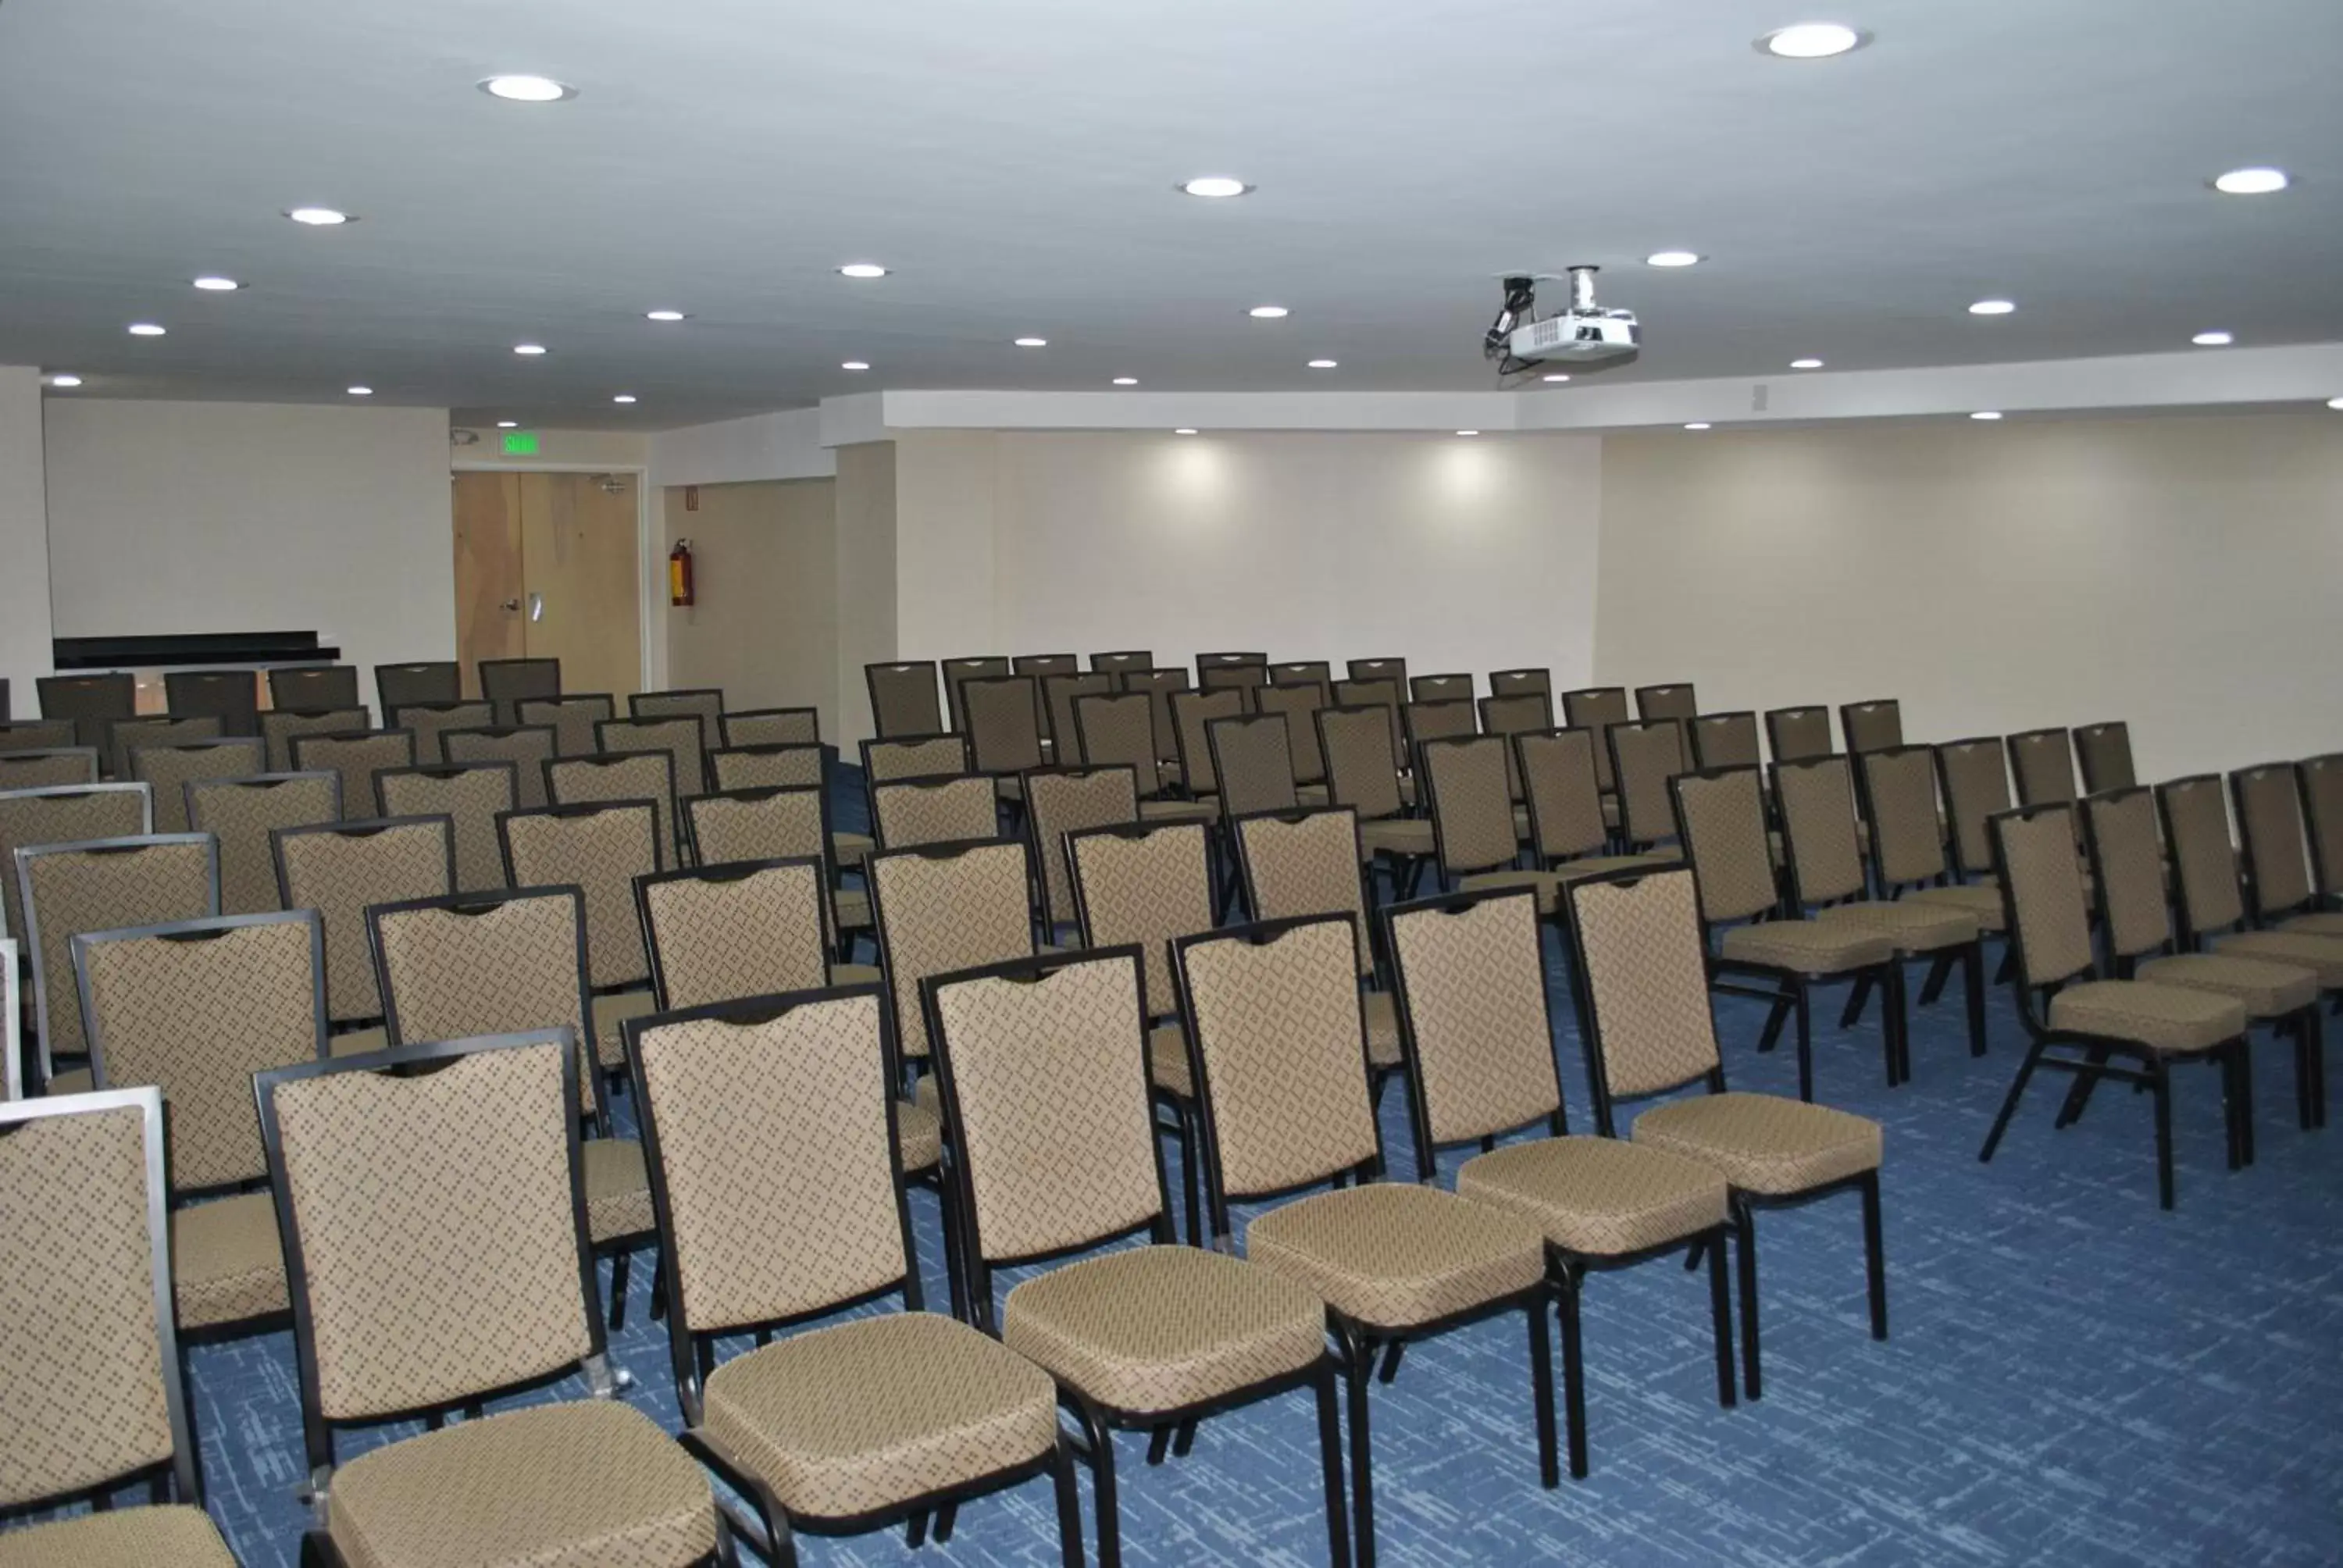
[2056,1048,2112,1128]
[1705,1238,1736,1409]
[906,1511,929,1548]
[1177,1103,1202,1247]
[1981,1040,2049,1162]
[933,1502,958,1542]
[2234,1038,2255,1167]
[1794,981,1814,1103]
[607,1248,630,1331]
[1963,944,1988,1058]
[1733,1199,1762,1401]
[1311,1363,1352,1568]
[1082,1400,1123,1568]
[1556,1270,1589,1480]
[1341,1326,1378,1568]
[1881,963,1908,1088]
[1840,972,1872,1030]
[1917,951,1955,1006]
[1528,1298,1560,1489]
[1050,1439,1086,1568]
[1172,1417,1197,1458]
[1375,1341,1404,1384]
[2309,1006,2328,1129]
[1860,1171,1888,1340]
[648,1253,669,1322]
[1995,945,2017,985]
[1755,992,1788,1054]
[1146,1425,1173,1466]
[2152,1057,2176,1210]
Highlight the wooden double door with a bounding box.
[452,471,642,702]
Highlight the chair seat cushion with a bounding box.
[1816,900,1978,953]
[2136,953,2320,1019]
[2218,930,2343,988]
[1004,1244,1325,1416]
[1298,784,1333,807]
[833,961,883,987]
[46,1065,94,1094]
[895,1097,943,1173]
[1457,868,1565,915]
[1361,989,1403,1068]
[1555,853,1677,881]
[0,1504,238,1567]
[1632,1091,1883,1196]
[1139,799,1217,825]
[1902,883,2006,932]
[1719,920,1894,976]
[590,989,659,1071]
[834,889,873,929]
[2281,911,2343,938]
[1359,819,1435,858]
[328,1025,389,1058]
[701,1311,1057,1521]
[2048,979,2248,1053]
[1459,1137,1728,1258]
[832,831,875,865]
[1148,1021,1193,1098]
[1245,1182,1545,1332]
[173,1189,287,1328]
[583,1136,654,1243]
[326,1399,715,1568]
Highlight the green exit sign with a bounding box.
[501,429,540,456]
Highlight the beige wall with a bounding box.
[1595,412,2343,782]
[662,478,840,737]
[833,443,900,744]
[455,427,649,468]
[0,369,52,708]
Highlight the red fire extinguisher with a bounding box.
[669,539,695,608]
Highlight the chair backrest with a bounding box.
[1024,765,1139,928]
[2008,727,2078,810]
[1689,711,1760,771]
[597,715,708,802]
[164,670,261,736]
[962,675,1044,777]
[19,836,219,1081]
[185,772,337,914]
[1934,737,2012,880]
[1318,705,1405,821]
[551,750,679,868]
[1860,745,1951,889]
[1070,820,1217,1017]
[1990,804,2097,989]
[1073,693,1159,789]
[376,763,517,893]
[382,700,495,766]
[373,661,462,713]
[1232,807,1375,978]
[1421,734,1519,875]
[1561,868,1724,1123]
[708,742,824,795]
[269,665,361,712]
[0,747,98,794]
[0,782,154,938]
[260,707,372,772]
[2227,761,2316,925]
[1560,686,1629,791]
[941,657,1012,733]
[1387,889,1562,1160]
[2074,721,2136,793]
[1207,712,1300,818]
[1199,650,1268,673]
[925,950,1164,1268]
[1668,765,1780,924]
[440,725,557,809]
[37,673,137,751]
[1172,688,1251,797]
[1013,654,1080,747]
[1270,660,1333,689]
[629,690,726,781]
[1121,668,1190,763]
[259,1033,602,1447]
[1089,649,1154,677]
[2082,788,2175,964]
[685,785,829,871]
[499,802,660,989]
[1764,705,1834,763]
[1489,668,1551,704]
[1514,729,1609,862]
[871,839,1035,1063]
[1402,700,1478,763]
[273,817,454,1025]
[861,733,971,786]
[519,694,617,759]
[1345,656,1407,689]
[104,715,222,782]
[637,858,834,1010]
[1478,693,1551,800]
[1199,663,1269,697]
[77,911,325,1192]
[1839,699,1903,756]
[2298,752,2343,900]
[477,655,562,723]
[0,718,80,756]
[1607,718,1686,849]
[1409,672,1473,704]
[1771,755,1870,907]
[1043,674,1111,764]
[865,661,943,739]
[721,707,821,749]
[874,774,1000,850]
[292,729,417,822]
[1175,915,1380,1212]
[0,1086,199,1515]
[1331,679,1404,772]
[1635,682,1697,724]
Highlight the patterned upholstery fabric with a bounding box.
[2046,980,2245,1052]
[1636,685,1697,723]
[1815,900,1977,954]
[1042,675,1111,765]
[0,748,98,793]
[702,1310,1057,1520]
[37,677,138,754]
[2074,722,2136,793]
[872,841,1036,1060]
[964,677,1044,777]
[1632,1092,1882,1196]
[710,743,824,793]
[1320,707,1404,821]
[1331,680,1405,774]
[555,751,680,868]
[1767,707,1832,764]
[1773,758,1869,904]
[865,736,969,784]
[478,657,562,725]
[171,1190,286,1328]
[1929,739,2009,879]
[942,659,1011,733]
[590,992,660,1079]
[377,767,514,893]
[1568,871,1725,1097]
[0,1503,236,1566]
[1995,808,2095,987]
[630,691,726,779]
[1127,671,1193,764]
[1720,920,1895,975]
[1517,729,1609,861]
[1673,769,1777,923]
[269,666,361,711]
[1179,920,1378,1198]
[2008,729,2077,807]
[1841,701,1903,757]
[260,707,370,772]
[1609,722,1685,847]
[1027,768,1139,926]
[2086,791,2174,960]
[385,701,494,768]
[504,807,660,992]
[643,864,832,1009]
[1863,749,1949,888]
[686,788,826,869]
[866,664,945,740]
[1246,1182,1544,1330]
[1489,668,1551,702]
[1358,818,1435,857]
[1074,693,1160,788]
[1689,713,1760,772]
[2233,763,2316,918]
[0,718,80,755]
[1423,736,1518,875]
[325,1399,715,1568]
[1460,1137,1728,1257]
[130,739,263,833]
[1069,822,1214,1017]
[442,727,555,810]
[2214,930,2343,988]
[1256,685,1328,784]
[104,716,221,782]
[292,732,416,824]
[0,1102,176,1507]
[2135,953,2319,1019]
[1209,715,1300,818]
[1560,689,1628,790]
[1235,811,1371,978]
[276,821,450,1025]
[1403,700,1477,757]
[2158,777,2246,935]
[186,774,337,915]
[1172,690,1248,798]
[2298,753,2343,896]
[875,775,1000,850]
[1903,883,2006,929]
[1388,893,1560,1142]
[24,840,216,1063]
[710,709,812,750]
[373,662,462,714]
[598,716,708,799]
[0,787,151,939]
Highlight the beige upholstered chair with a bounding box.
[478,654,562,725]
[375,762,516,893]
[1173,914,1554,1559]
[292,729,417,823]
[1331,679,1407,786]
[1089,648,1153,677]
[1478,693,1551,807]
[0,783,153,949]
[2298,752,2343,907]
[0,747,99,794]
[1409,672,1473,704]
[268,665,361,711]
[1121,668,1192,772]
[259,706,371,773]
[2074,721,2136,793]
[166,670,261,738]
[393,692,494,759]
[1765,706,1834,764]
[630,689,726,783]
[1229,806,1407,1089]
[0,1085,237,1564]
[709,740,824,793]
[372,660,462,714]
[2231,761,2343,940]
[1935,737,2014,882]
[721,707,820,749]
[1425,735,1649,913]
[519,693,617,759]
[1563,865,1888,1399]
[127,738,261,833]
[1014,653,1079,754]
[1839,699,1903,757]
[1023,764,1139,934]
[861,733,971,789]
[1199,663,1269,697]
[1560,687,1630,797]
[922,948,1346,1568]
[1634,682,1697,730]
[625,986,1078,1564]
[1514,729,1626,865]
[37,672,137,755]
[961,676,1044,796]
[682,786,872,959]
[1690,711,1762,772]
[1207,711,1304,818]
[1858,747,2009,1007]
[865,662,943,740]
[255,1032,718,1565]
[77,910,324,1338]
[1489,667,1553,706]
[1043,673,1111,764]
[497,801,663,1078]
[1199,650,1268,676]
[186,773,338,915]
[1270,659,1334,690]
[103,715,221,782]
[551,749,682,868]
[1345,655,1407,689]
[1319,705,1433,874]
[1607,718,1690,856]
[874,775,1002,850]
[942,657,1011,734]
[0,718,80,756]
[440,724,557,809]
[1258,682,1331,792]
[1385,886,1735,1477]
[2009,727,2081,820]
[1401,700,1478,766]
[599,715,709,804]
[868,838,1037,1086]
[1075,693,1207,821]
[636,859,843,1008]
[272,816,452,1054]
[1981,804,2253,1209]
[1171,688,1250,807]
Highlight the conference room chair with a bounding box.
[36,671,137,757]
[186,772,339,914]
[1271,658,1335,689]
[477,653,562,723]
[2230,760,2343,938]
[1634,682,1698,732]
[683,785,874,961]
[440,722,558,809]
[498,800,665,1091]
[1561,686,1631,807]
[1171,687,1252,816]
[622,985,1076,1565]
[1043,672,1111,764]
[0,745,98,793]
[1856,745,2009,935]
[865,661,944,740]
[861,732,970,788]
[721,706,821,749]
[1346,654,1407,689]
[1691,711,1763,772]
[2074,720,2137,793]
[2084,787,2323,1131]
[375,761,516,893]
[1319,705,1435,888]
[0,781,153,943]
[253,1032,719,1565]
[382,697,494,764]
[1418,734,1554,907]
[709,739,823,793]
[963,675,1045,804]
[1606,718,1690,857]
[1402,699,1478,770]
[599,714,710,804]
[1014,651,1079,753]
[1332,678,1409,800]
[1200,662,1271,698]
[1408,672,1472,704]
[2298,752,2343,907]
[259,704,371,772]
[0,717,79,756]
[941,656,1011,735]
[1023,764,1140,938]
[1472,695,1544,821]
[1259,682,1333,797]
[1839,699,1905,757]
[1979,803,2252,1210]
[868,837,1040,1120]
[102,715,221,782]
[18,832,217,1096]
[1209,711,1309,824]
[1173,913,1554,1566]
[519,692,617,758]
[272,814,453,1057]
[1120,667,1193,775]
[1934,737,2017,885]
[2009,727,2081,821]
[1669,766,1901,1101]
[874,775,1003,850]
[1513,729,1641,873]
[554,747,683,868]
[1562,864,1888,1400]
[365,886,659,1327]
[1199,648,1268,674]
[922,946,1347,1568]
[371,658,462,713]
[1229,806,1407,1091]
[291,728,417,822]
[1489,667,1553,708]
[1088,647,1153,678]
[165,668,261,737]
[1075,691,1207,819]
[635,857,861,1009]
[1383,886,1735,1479]
[267,664,361,712]
[1765,705,1835,764]
[76,910,324,1345]
[0,1085,239,1565]
[630,688,726,782]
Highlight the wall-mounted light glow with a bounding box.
[192,276,241,291]
[1307,359,1338,369]
[496,419,518,428]
[612,394,637,404]
[841,360,870,372]
[1014,337,1047,348]
[645,310,688,322]
[1542,373,1571,383]
[1756,23,1867,58]
[1455,429,1480,437]
[1790,358,1824,369]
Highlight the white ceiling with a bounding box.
[2,0,2338,430]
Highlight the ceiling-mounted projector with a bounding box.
[1484,265,1640,378]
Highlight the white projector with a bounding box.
[1485,265,1641,373]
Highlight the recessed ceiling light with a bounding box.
[284,207,351,226]
[191,276,240,291]
[1684,422,1711,430]
[127,323,166,337]
[1542,373,1571,383]
[1180,176,1251,198]
[496,420,518,428]
[1307,359,1338,370]
[1455,430,1480,437]
[837,263,888,279]
[1645,251,1702,268]
[2212,167,2289,195]
[1014,337,1047,348]
[512,343,547,355]
[1111,377,1139,386]
[346,385,373,396]
[1791,358,1824,369]
[1756,23,1868,58]
[1248,305,1289,319]
[613,394,637,404]
[1971,411,2003,420]
[1174,428,1199,436]
[2191,330,2235,347]
[1968,299,2017,315]
[645,310,688,323]
[2329,397,2343,412]
[479,75,576,102]
[45,373,82,388]
[842,361,870,372]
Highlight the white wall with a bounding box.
[647,408,831,488]
[833,442,899,743]
[1596,412,2343,781]
[662,479,840,736]
[44,401,456,695]
[0,369,53,713]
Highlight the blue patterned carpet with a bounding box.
[45,776,2343,1565]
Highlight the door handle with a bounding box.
[528,592,545,623]
[500,599,521,612]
